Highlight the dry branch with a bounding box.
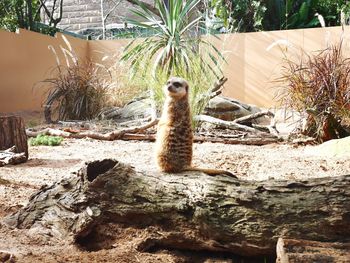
[27,114,280,145]
[195,114,266,134]
[234,110,274,124]
[208,76,228,99]
[121,134,280,145]
[26,128,280,145]
[5,160,350,257]
[195,111,280,137]
[211,76,228,93]
[26,119,159,141]
[194,135,280,145]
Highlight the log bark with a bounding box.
[0,116,28,160]
[276,238,350,263]
[4,160,349,257]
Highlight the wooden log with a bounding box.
[0,146,27,167]
[276,238,350,263]
[0,116,28,160]
[4,160,350,257]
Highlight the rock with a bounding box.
[0,251,15,262]
[304,136,350,157]
[102,96,264,123]
[204,96,262,122]
[99,98,153,121]
[207,96,242,112]
[119,98,153,120]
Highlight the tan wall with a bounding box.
[1,26,349,114]
[0,29,88,113]
[88,38,129,67]
[214,26,350,107]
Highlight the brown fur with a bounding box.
[155,77,236,178]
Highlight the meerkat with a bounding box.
[155,76,236,178]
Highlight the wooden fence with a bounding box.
[1,26,349,115]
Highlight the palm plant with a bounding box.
[143,51,221,127]
[121,0,224,76]
[119,0,226,127]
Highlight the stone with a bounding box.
[204,96,262,122]
[305,136,350,157]
[119,98,153,120]
[0,251,15,262]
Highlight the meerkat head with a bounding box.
[163,77,189,99]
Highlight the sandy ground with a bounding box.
[0,139,349,262]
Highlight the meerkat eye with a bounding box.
[173,82,182,88]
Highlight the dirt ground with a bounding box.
[0,138,349,262]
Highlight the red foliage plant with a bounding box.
[279,42,350,142]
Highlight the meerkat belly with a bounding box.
[156,124,193,172]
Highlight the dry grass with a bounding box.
[42,60,113,121]
[107,64,149,107]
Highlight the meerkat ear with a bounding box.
[185,85,189,92]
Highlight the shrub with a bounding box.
[29,135,64,146]
[279,42,350,142]
[121,0,225,77]
[43,60,112,123]
[110,62,149,107]
[208,0,267,32]
[120,0,226,127]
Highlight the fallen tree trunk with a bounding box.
[276,238,350,263]
[4,160,349,257]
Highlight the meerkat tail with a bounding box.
[186,167,237,178]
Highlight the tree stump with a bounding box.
[4,159,350,257]
[0,116,28,161]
